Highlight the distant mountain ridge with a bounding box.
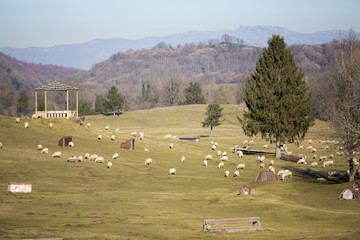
[1,26,358,69]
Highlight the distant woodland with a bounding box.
[0,35,354,120]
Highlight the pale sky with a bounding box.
[0,0,359,48]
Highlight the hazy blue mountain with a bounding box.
[1,26,357,70]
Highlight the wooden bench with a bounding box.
[203,217,262,232]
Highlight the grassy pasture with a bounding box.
[0,104,359,239]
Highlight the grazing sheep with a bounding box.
[105,126,110,130]
[257,155,265,163]
[311,148,317,153]
[0,142,2,149]
[263,144,268,148]
[95,156,104,163]
[164,134,172,138]
[220,156,228,162]
[237,151,243,158]
[233,171,240,177]
[305,167,311,174]
[195,139,200,142]
[319,156,327,161]
[31,114,37,119]
[307,140,312,144]
[49,123,54,129]
[180,156,185,163]
[268,166,275,174]
[90,154,98,161]
[329,154,334,159]
[322,160,334,168]
[24,122,29,129]
[324,146,329,151]
[278,169,290,176]
[249,140,254,144]
[203,160,207,167]
[298,145,304,149]
[144,147,150,152]
[310,162,318,167]
[98,134,102,140]
[145,158,152,165]
[67,155,77,163]
[205,155,212,160]
[111,135,115,141]
[172,136,176,139]
[306,146,313,150]
[297,159,307,164]
[236,163,245,169]
[313,154,317,159]
[68,142,74,148]
[139,132,144,140]
[281,171,293,180]
[326,170,340,177]
[259,163,265,168]
[224,170,229,177]
[217,162,224,169]
[168,168,176,175]
[86,123,91,128]
[41,148,48,154]
[243,140,248,144]
[78,156,83,162]
[217,150,221,156]
[16,117,20,123]
[115,128,119,132]
[37,144,43,150]
[112,153,119,159]
[169,143,174,149]
[107,162,113,168]
[214,142,218,146]
[270,160,274,166]
[52,151,62,158]
[211,145,216,150]
[131,132,137,137]
[84,153,90,159]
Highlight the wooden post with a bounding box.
[76,90,78,118]
[35,91,37,115]
[44,90,47,118]
[66,90,69,120]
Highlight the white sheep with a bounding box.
[263,144,268,148]
[95,156,104,163]
[278,169,290,176]
[49,123,54,129]
[259,163,265,168]
[310,162,318,167]
[270,160,274,166]
[305,167,311,174]
[111,135,115,141]
[180,156,185,163]
[236,163,245,169]
[205,155,212,160]
[78,156,83,162]
[105,126,110,130]
[0,142,2,149]
[217,150,221,156]
[144,147,150,152]
[86,123,91,128]
[164,134,172,138]
[210,141,214,145]
[145,158,152,165]
[297,159,307,164]
[67,155,77,163]
[24,122,29,129]
[84,153,90,159]
[322,160,334,168]
[112,153,119,159]
[98,134,102,140]
[172,136,177,139]
[214,142,218,146]
[211,145,216,150]
[329,154,334,159]
[243,140,248,144]
[31,114,37,119]
[41,148,48,154]
[217,162,224,169]
[268,166,275,174]
[169,143,174,149]
[220,156,228,162]
[131,132,137,137]
[195,139,200,142]
[37,144,43,150]
[326,170,340,177]
[324,146,330,151]
[307,139,312,144]
[115,128,119,132]
[168,168,176,175]
[233,171,240,177]
[249,140,254,144]
[224,170,229,177]
[257,155,265,163]
[139,132,144,140]
[306,146,313,150]
[311,148,317,153]
[313,154,317,159]
[222,151,227,156]
[90,154,98,161]
[281,171,293,180]
[68,142,74,148]
[237,150,243,158]
[298,145,304,149]
[203,160,208,167]
[52,151,62,158]
[107,162,113,168]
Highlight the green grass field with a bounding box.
[0,104,359,239]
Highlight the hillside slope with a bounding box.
[0,105,359,239]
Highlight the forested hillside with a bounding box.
[0,52,79,116]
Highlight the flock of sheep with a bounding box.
[3,116,359,184]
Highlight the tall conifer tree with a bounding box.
[239,35,314,158]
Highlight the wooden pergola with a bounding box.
[35,81,79,119]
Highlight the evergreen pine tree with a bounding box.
[17,89,29,115]
[182,82,206,104]
[105,85,124,114]
[239,35,314,158]
[202,104,224,136]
